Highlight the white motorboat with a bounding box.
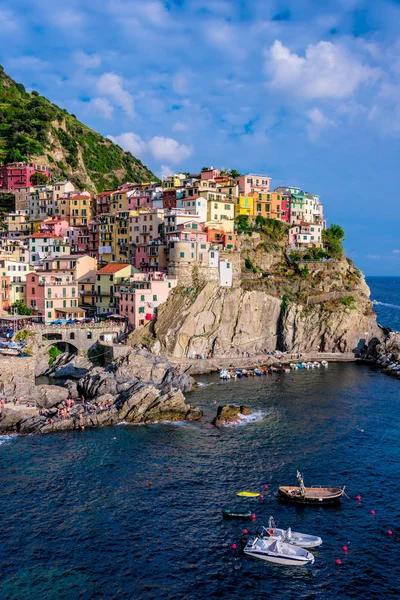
[244,536,315,566]
[219,369,231,380]
[259,518,322,548]
[321,361,328,368]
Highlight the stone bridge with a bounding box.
[32,323,126,354]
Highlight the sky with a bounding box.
[1,0,400,275]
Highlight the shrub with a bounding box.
[48,345,63,365]
[340,296,356,307]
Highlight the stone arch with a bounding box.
[42,332,63,341]
[48,341,79,355]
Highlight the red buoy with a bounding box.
[388,530,393,535]
[231,543,237,550]
[264,485,268,489]
[168,467,171,471]
[335,559,342,565]
[370,509,375,515]
[356,495,361,501]
[251,513,256,519]
[342,546,348,552]
[243,529,248,535]
[260,494,264,499]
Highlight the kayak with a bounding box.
[222,509,252,519]
[237,491,260,498]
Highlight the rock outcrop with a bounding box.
[129,245,381,359]
[213,405,252,426]
[0,347,201,435]
[362,330,400,379]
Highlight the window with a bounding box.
[70,332,75,340]
[63,300,66,308]
[62,288,66,297]
[153,295,157,301]
[32,288,35,295]
[168,282,171,288]
[257,203,262,211]
[140,294,145,301]
[180,252,184,258]
[48,312,52,318]
[139,307,145,314]
[32,247,36,252]
[109,275,114,281]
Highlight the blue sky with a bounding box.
[1,0,400,275]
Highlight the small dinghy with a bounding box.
[244,536,315,566]
[260,518,322,548]
[279,471,344,505]
[222,508,252,519]
[220,369,230,380]
[321,361,328,368]
[237,491,260,497]
[235,369,243,378]
[254,368,263,376]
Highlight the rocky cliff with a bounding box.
[131,233,381,358]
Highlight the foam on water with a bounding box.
[0,435,16,446]
[221,410,267,427]
[373,300,400,310]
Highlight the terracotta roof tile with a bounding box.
[97,263,131,274]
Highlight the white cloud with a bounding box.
[97,73,135,117]
[172,73,187,95]
[75,51,101,69]
[265,40,378,99]
[172,122,188,132]
[159,165,173,179]
[107,132,147,156]
[89,98,114,119]
[0,9,18,32]
[393,250,400,254]
[366,254,381,260]
[52,9,84,28]
[306,107,335,141]
[137,1,169,26]
[147,136,193,163]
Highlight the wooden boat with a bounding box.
[279,471,344,505]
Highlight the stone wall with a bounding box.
[0,356,35,396]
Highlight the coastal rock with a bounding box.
[363,330,400,379]
[32,385,69,408]
[213,405,252,426]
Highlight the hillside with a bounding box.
[0,66,156,191]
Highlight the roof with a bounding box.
[56,308,85,314]
[29,234,63,239]
[97,263,131,275]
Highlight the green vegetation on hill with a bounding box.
[0,66,157,191]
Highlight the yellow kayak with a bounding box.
[237,491,260,497]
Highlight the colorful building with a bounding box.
[237,174,271,196]
[26,271,83,323]
[28,234,70,266]
[289,223,323,248]
[235,196,254,217]
[116,272,177,329]
[96,263,132,315]
[0,162,51,192]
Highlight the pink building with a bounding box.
[38,218,69,237]
[288,223,322,248]
[237,174,271,195]
[166,221,207,244]
[67,226,89,254]
[280,195,291,222]
[26,271,83,323]
[127,189,153,210]
[201,168,221,180]
[116,273,177,329]
[0,163,51,191]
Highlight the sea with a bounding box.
[0,278,399,600]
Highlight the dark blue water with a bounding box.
[367,276,400,331]
[0,278,399,600]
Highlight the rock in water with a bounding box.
[213,405,252,426]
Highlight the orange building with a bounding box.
[206,228,236,249]
[252,191,283,220]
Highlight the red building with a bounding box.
[0,163,51,191]
[280,195,291,222]
[162,189,177,209]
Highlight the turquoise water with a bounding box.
[0,278,399,599]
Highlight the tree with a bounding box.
[322,224,345,259]
[229,169,241,178]
[11,300,32,315]
[234,214,249,232]
[201,166,212,172]
[30,172,49,186]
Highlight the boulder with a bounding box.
[213,404,252,426]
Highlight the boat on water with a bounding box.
[290,363,298,370]
[296,363,305,369]
[259,518,322,548]
[222,508,252,519]
[243,536,315,566]
[0,341,23,356]
[235,369,243,378]
[279,471,345,505]
[282,365,291,373]
[220,369,230,380]
[321,361,328,368]
[254,368,263,376]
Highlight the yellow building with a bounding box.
[110,190,129,213]
[96,263,132,315]
[235,196,254,217]
[162,173,186,189]
[207,199,235,221]
[63,193,94,226]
